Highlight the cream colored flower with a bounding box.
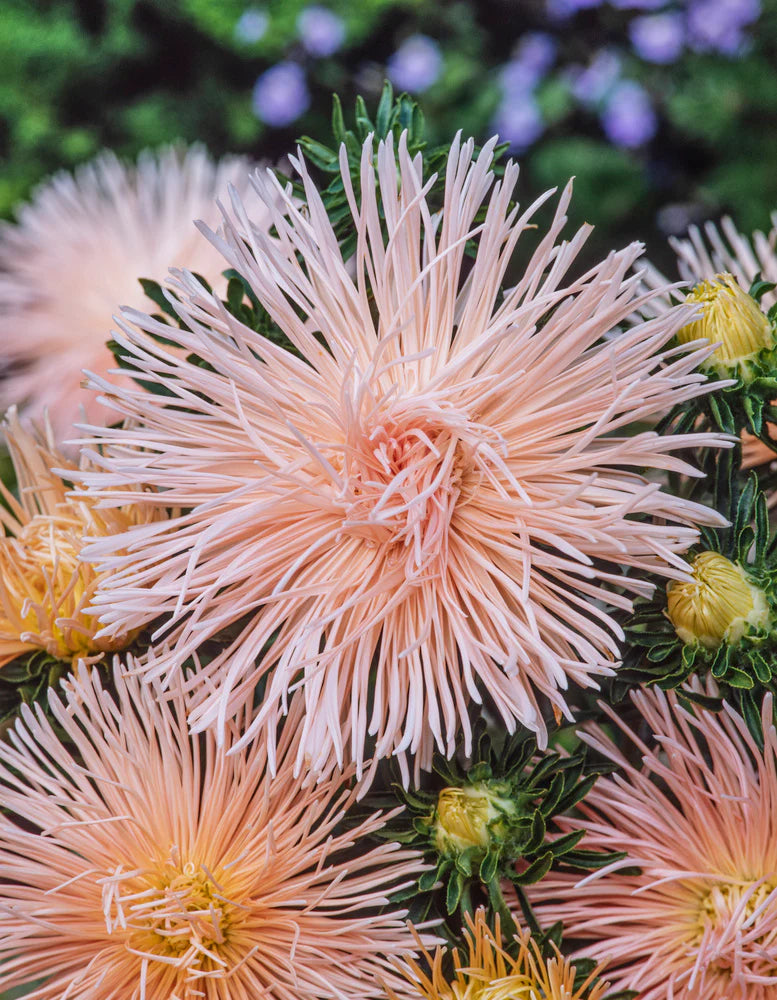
[0,145,261,443]
[77,133,724,780]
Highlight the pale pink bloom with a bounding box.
[667,213,777,306]
[0,661,427,1000]
[526,687,777,1000]
[0,145,262,444]
[78,132,725,780]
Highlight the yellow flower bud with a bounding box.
[677,274,773,378]
[433,783,512,855]
[667,552,768,649]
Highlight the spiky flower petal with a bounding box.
[77,132,724,779]
[527,687,777,999]
[0,145,261,442]
[387,908,609,1000]
[664,213,777,307]
[0,662,428,1000]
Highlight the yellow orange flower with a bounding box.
[0,408,149,666]
[387,908,608,1000]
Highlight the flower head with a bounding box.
[676,272,775,378]
[527,687,777,999]
[622,473,777,697]
[0,661,427,1000]
[387,908,608,1000]
[0,145,259,443]
[667,550,769,647]
[252,62,311,126]
[78,133,724,780]
[433,783,514,855]
[386,722,613,916]
[643,221,777,462]
[0,408,149,668]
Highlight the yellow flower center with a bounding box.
[695,878,777,977]
[434,784,511,855]
[104,852,240,967]
[677,273,773,376]
[666,552,768,649]
[0,514,135,664]
[463,975,543,1000]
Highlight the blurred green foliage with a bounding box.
[1,0,777,270]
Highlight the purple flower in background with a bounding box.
[493,98,545,152]
[611,0,666,8]
[500,60,538,95]
[601,80,657,147]
[630,13,685,62]
[517,32,557,76]
[235,7,268,44]
[500,34,556,105]
[387,35,442,93]
[569,50,622,106]
[297,6,346,57]
[687,0,760,53]
[547,0,603,18]
[252,62,310,127]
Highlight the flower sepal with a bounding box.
[379,721,622,916]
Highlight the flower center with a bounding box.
[677,273,773,377]
[695,878,777,980]
[466,978,541,1000]
[102,850,241,970]
[666,551,768,649]
[433,783,513,855]
[340,412,483,575]
[1,513,139,662]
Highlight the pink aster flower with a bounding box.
[665,212,777,306]
[0,661,427,1000]
[526,687,777,999]
[78,132,724,779]
[0,145,262,444]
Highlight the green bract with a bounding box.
[378,724,621,921]
[620,463,777,735]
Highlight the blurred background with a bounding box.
[1,0,776,270]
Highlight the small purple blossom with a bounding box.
[610,0,666,8]
[234,7,268,44]
[252,62,311,127]
[500,34,556,103]
[687,0,760,54]
[387,35,443,93]
[493,98,545,152]
[568,50,622,106]
[517,32,557,76]
[547,0,603,18]
[629,13,685,63]
[501,59,539,96]
[297,6,346,57]
[601,80,657,148]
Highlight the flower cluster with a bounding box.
[1,86,776,1000]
